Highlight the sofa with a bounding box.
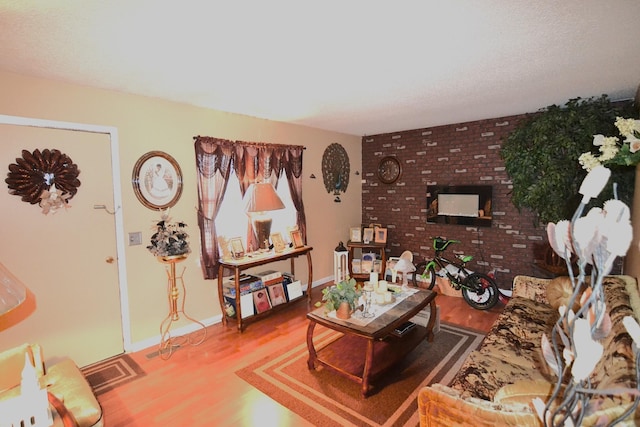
[418,275,640,426]
[0,343,103,427]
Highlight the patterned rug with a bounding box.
[81,353,146,396]
[236,322,484,427]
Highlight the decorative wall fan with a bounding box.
[5,148,81,210]
[321,143,350,202]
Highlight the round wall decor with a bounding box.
[132,151,183,210]
[5,148,81,204]
[377,156,402,184]
[321,143,350,195]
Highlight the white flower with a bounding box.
[572,208,602,263]
[547,220,572,259]
[578,152,601,171]
[578,165,610,203]
[571,317,603,382]
[614,117,640,137]
[598,136,619,161]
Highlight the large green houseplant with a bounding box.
[501,95,635,226]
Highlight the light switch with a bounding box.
[129,232,142,246]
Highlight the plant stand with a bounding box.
[158,254,207,360]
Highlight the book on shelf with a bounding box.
[352,259,361,274]
[286,280,303,300]
[391,321,416,337]
[253,289,272,313]
[361,259,373,273]
[254,269,283,283]
[222,274,263,297]
[267,282,287,306]
[224,292,255,319]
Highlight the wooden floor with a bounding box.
[97,284,503,426]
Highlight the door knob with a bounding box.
[106,256,115,264]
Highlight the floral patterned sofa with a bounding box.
[418,275,640,426]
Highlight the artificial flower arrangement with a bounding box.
[147,211,190,257]
[579,117,640,171]
[537,165,640,426]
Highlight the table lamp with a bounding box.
[243,182,285,250]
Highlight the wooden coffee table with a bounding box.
[306,288,437,397]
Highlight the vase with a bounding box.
[336,301,352,319]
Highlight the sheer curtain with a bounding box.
[194,137,306,279]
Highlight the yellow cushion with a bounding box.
[43,359,103,427]
[493,380,557,406]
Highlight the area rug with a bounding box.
[236,322,484,427]
[81,353,146,396]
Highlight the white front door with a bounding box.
[0,122,124,367]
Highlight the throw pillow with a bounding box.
[546,276,585,312]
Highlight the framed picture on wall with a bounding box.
[132,151,183,210]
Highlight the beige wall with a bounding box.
[0,70,362,354]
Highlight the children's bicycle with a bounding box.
[411,236,499,310]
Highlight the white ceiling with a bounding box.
[1,1,639,136]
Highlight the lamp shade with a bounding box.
[0,262,27,317]
[243,183,285,213]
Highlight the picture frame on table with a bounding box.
[230,237,245,259]
[271,232,286,252]
[132,151,183,210]
[289,229,304,248]
[217,236,232,260]
[362,227,374,244]
[349,226,361,242]
[374,227,387,244]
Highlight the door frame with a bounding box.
[0,114,131,352]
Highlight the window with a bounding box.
[215,170,297,252]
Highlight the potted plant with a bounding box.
[501,95,635,226]
[317,277,362,319]
[147,213,191,261]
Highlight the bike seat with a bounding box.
[456,254,474,263]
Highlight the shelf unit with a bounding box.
[346,240,386,282]
[217,245,313,332]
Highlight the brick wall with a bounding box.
[361,113,547,290]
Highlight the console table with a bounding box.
[217,245,313,332]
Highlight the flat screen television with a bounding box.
[426,185,492,227]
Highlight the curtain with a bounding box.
[194,137,306,279]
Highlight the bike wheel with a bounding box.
[411,262,437,290]
[461,273,499,310]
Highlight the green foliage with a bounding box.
[501,95,635,226]
[317,277,362,312]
